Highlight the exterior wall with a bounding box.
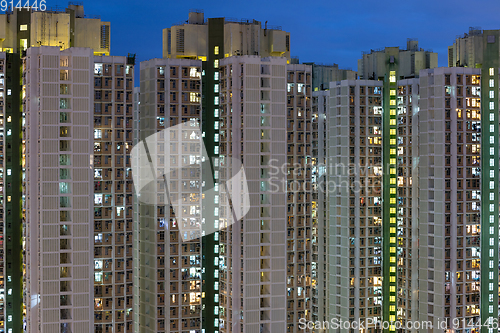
[136,58,203,333]
[329,80,384,332]
[92,55,135,333]
[311,90,328,324]
[285,64,313,333]
[395,77,420,330]
[3,51,22,333]
[24,46,94,333]
[418,67,482,329]
[219,55,287,333]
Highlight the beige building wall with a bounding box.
[219,55,287,333]
[24,46,94,333]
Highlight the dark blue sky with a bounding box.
[70,0,500,72]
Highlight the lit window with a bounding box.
[214,121,219,130]
[20,24,27,31]
[214,97,219,105]
[490,91,495,98]
[7,169,11,176]
[214,84,219,93]
[214,109,219,117]
[490,68,495,76]
[490,79,494,88]
[490,102,495,110]
[490,114,495,121]
[214,60,219,68]
[214,72,219,81]
[214,46,219,55]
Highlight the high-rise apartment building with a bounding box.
[3,43,134,333]
[330,45,430,332]
[329,79,384,331]
[218,55,287,333]
[0,4,115,331]
[329,30,500,333]
[311,90,329,326]
[0,4,110,55]
[92,54,135,333]
[285,63,314,333]
[24,46,95,333]
[417,66,483,330]
[135,58,203,333]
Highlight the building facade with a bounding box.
[92,54,135,333]
[24,46,95,333]
[135,57,203,333]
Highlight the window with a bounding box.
[214,46,219,55]
[60,98,71,109]
[60,155,71,166]
[214,60,219,68]
[60,169,70,179]
[60,182,71,194]
[94,64,103,75]
[20,24,27,31]
[214,72,219,81]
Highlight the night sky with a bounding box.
[70,0,500,77]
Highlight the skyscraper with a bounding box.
[329,42,437,332]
